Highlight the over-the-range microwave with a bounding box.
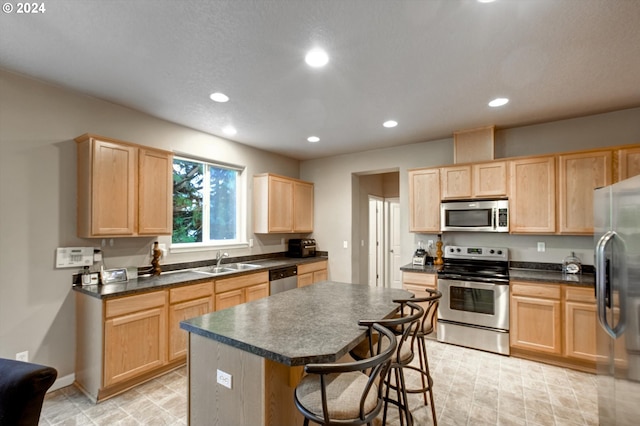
[440,199,509,232]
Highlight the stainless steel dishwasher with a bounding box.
[269,265,298,295]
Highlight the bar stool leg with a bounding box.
[420,336,437,425]
[417,336,429,405]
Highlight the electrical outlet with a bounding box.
[249,238,254,248]
[216,369,232,389]
[428,240,434,249]
[537,242,546,252]
[343,240,348,249]
[16,351,28,362]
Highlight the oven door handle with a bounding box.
[438,279,500,291]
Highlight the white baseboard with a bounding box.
[49,373,75,392]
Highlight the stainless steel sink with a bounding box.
[227,263,261,270]
[190,263,261,276]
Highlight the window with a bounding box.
[172,156,245,247]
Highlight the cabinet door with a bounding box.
[169,297,213,361]
[91,140,136,235]
[104,306,167,386]
[509,156,556,233]
[139,148,173,235]
[313,269,328,283]
[617,146,640,181]
[440,166,472,199]
[403,282,438,332]
[510,295,562,355]
[215,289,244,310]
[246,283,269,302]
[473,161,507,197]
[268,176,294,232]
[293,181,314,232]
[565,301,598,362]
[409,168,440,232]
[558,151,612,234]
[297,273,313,287]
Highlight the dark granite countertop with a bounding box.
[400,263,441,273]
[73,255,328,299]
[400,262,594,287]
[180,281,411,366]
[509,268,595,287]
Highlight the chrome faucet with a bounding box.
[216,250,229,268]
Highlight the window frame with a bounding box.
[170,154,248,253]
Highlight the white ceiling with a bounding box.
[1,0,639,160]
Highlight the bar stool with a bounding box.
[394,289,442,425]
[294,323,397,426]
[352,301,424,426]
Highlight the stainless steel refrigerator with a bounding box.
[594,174,640,425]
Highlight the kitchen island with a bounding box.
[180,281,411,426]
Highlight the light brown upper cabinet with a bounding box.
[408,168,440,232]
[253,173,314,233]
[558,150,612,234]
[473,161,508,198]
[440,161,508,200]
[617,146,640,181]
[509,156,556,234]
[75,134,173,238]
[440,165,471,199]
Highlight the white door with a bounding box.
[386,198,401,288]
[368,196,383,287]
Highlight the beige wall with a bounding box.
[0,70,300,384]
[302,107,640,284]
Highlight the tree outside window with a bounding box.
[172,157,241,245]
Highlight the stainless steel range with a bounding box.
[436,245,510,355]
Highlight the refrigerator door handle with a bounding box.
[596,231,620,339]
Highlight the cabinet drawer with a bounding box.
[106,290,167,318]
[297,260,328,275]
[170,281,214,304]
[215,271,269,294]
[511,282,560,299]
[565,286,596,303]
[402,272,436,287]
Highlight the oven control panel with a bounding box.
[444,245,508,261]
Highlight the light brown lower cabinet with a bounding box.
[402,272,438,337]
[215,271,269,310]
[510,281,600,372]
[76,280,216,402]
[297,260,328,287]
[510,282,562,355]
[104,291,168,387]
[168,282,214,362]
[74,269,297,402]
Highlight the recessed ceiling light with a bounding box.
[478,0,497,3]
[383,120,398,128]
[488,98,509,107]
[305,49,329,67]
[307,136,320,143]
[223,126,237,136]
[210,92,229,103]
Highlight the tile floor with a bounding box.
[39,339,598,425]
